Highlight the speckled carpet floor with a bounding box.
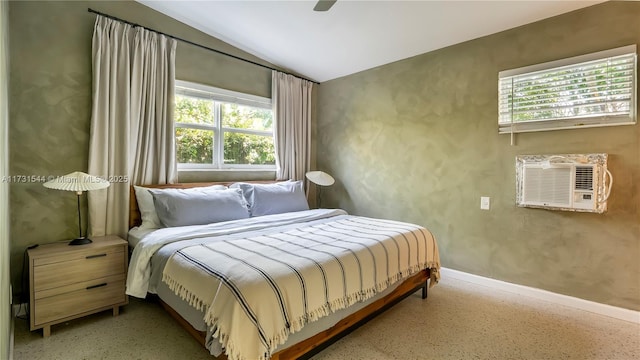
[13,277,639,360]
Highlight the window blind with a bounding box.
[499,45,637,134]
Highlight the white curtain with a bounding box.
[88,16,177,238]
[0,1,11,357]
[272,71,313,181]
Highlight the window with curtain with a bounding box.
[498,45,637,134]
[175,81,276,169]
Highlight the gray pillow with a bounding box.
[231,180,309,217]
[133,184,227,230]
[149,187,249,227]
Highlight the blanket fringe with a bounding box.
[198,261,440,360]
[162,273,208,312]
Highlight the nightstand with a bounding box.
[28,235,129,336]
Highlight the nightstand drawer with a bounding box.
[33,247,125,291]
[34,273,126,300]
[32,244,124,267]
[33,274,126,325]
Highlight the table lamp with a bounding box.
[43,171,110,245]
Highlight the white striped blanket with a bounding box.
[162,215,440,360]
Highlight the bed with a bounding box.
[126,181,440,360]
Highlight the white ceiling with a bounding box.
[137,0,605,83]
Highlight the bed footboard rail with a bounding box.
[158,268,431,360]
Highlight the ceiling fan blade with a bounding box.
[314,0,337,12]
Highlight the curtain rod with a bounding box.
[87,8,319,85]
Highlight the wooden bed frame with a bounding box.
[130,182,432,360]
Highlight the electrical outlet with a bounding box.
[481,196,490,210]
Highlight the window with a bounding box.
[175,81,275,170]
[499,45,637,134]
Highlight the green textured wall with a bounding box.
[8,0,278,297]
[317,1,639,310]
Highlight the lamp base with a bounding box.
[68,237,92,246]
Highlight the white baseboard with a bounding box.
[440,267,640,324]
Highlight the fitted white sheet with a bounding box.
[127,226,156,248]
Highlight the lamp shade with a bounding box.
[43,171,110,192]
[305,171,335,187]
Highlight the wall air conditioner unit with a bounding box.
[515,154,612,213]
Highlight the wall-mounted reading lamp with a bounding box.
[305,171,335,208]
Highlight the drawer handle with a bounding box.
[86,253,107,259]
[86,283,107,290]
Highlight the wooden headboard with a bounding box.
[129,181,275,229]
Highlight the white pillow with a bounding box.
[231,180,309,217]
[133,185,163,230]
[133,184,227,229]
[149,187,249,227]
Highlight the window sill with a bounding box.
[498,116,636,134]
[178,168,276,172]
[177,168,276,183]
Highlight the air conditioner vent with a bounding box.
[575,166,593,191]
[522,167,572,206]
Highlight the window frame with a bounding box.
[175,80,276,170]
[498,45,637,134]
